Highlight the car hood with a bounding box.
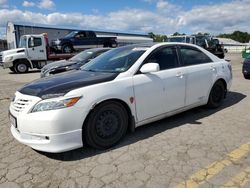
[19,70,119,99]
[42,60,78,71]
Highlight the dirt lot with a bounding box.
[0,53,250,188]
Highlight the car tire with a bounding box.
[62,44,73,53]
[84,101,128,149]
[244,74,250,79]
[14,62,29,73]
[207,80,225,109]
[9,67,16,73]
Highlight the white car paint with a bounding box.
[9,43,232,153]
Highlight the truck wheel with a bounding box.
[62,44,73,53]
[9,67,16,73]
[14,62,29,73]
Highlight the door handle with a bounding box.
[176,72,183,78]
[40,50,44,52]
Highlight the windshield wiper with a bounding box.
[82,69,98,72]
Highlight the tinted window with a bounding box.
[28,37,42,47]
[180,47,212,66]
[146,47,179,70]
[33,38,42,47]
[76,32,86,39]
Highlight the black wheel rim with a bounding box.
[212,85,223,103]
[64,46,71,53]
[95,110,120,139]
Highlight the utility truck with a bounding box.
[0,34,74,73]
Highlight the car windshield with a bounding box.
[69,50,94,62]
[64,31,78,38]
[19,36,27,48]
[81,46,146,73]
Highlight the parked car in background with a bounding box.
[242,55,250,79]
[9,43,232,153]
[51,30,117,53]
[41,48,110,78]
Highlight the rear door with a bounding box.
[133,46,186,122]
[178,45,216,106]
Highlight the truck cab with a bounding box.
[1,34,48,73]
[1,34,74,73]
[167,35,196,44]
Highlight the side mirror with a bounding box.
[140,63,160,73]
[29,37,34,48]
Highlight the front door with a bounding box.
[133,46,186,122]
[27,37,46,60]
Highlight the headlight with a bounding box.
[31,96,81,113]
[54,39,61,45]
[6,56,13,61]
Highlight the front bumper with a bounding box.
[1,61,13,69]
[242,65,250,75]
[11,126,82,153]
[51,44,62,51]
[9,92,88,153]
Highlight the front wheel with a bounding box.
[207,81,225,109]
[62,44,73,53]
[14,62,29,73]
[244,74,250,79]
[84,101,128,149]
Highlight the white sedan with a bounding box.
[9,43,232,153]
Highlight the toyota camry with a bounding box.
[9,43,232,153]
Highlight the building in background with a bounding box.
[0,39,7,52]
[217,38,250,53]
[6,22,152,50]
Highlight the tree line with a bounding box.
[149,31,250,43]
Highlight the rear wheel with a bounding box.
[14,62,29,73]
[207,81,225,109]
[84,101,128,149]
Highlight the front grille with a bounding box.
[0,54,2,62]
[11,98,32,113]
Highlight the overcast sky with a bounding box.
[0,0,249,39]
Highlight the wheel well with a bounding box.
[62,42,73,48]
[83,99,135,134]
[13,59,31,68]
[216,78,227,97]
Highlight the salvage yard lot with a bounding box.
[0,53,250,188]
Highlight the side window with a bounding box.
[180,47,212,66]
[28,37,42,47]
[146,47,179,70]
[75,32,86,39]
[33,38,42,47]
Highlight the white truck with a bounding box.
[0,34,74,73]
